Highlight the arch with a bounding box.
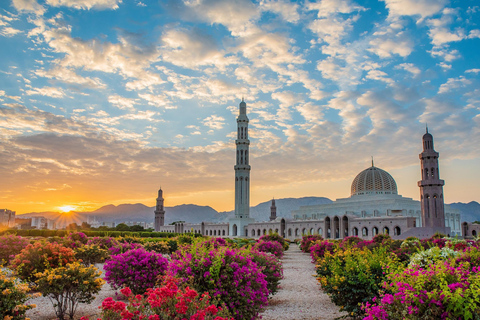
[333,216,340,238]
[352,227,358,236]
[263,229,267,235]
[209,230,212,236]
[269,228,272,234]
[302,228,306,235]
[342,216,349,237]
[394,226,401,236]
[281,219,286,238]
[325,216,331,239]
[473,230,477,237]
[462,222,468,237]
[425,168,428,178]
[233,224,238,236]
[245,229,248,237]
[372,227,379,236]
[257,229,261,236]
[288,228,292,237]
[275,228,279,233]
[310,228,314,235]
[383,227,389,235]
[214,230,217,236]
[222,230,225,236]
[425,194,430,217]
[295,228,299,237]
[252,229,256,237]
[362,227,368,237]
[431,167,435,178]
[318,228,323,236]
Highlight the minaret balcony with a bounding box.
[234,164,251,170]
[418,179,445,187]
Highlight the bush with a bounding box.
[10,241,76,283]
[86,236,120,250]
[143,240,170,254]
[409,246,460,268]
[247,249,283,296]
[108,242,143,255]
[104,247,168,295]
[169,244,269,320]
[167,239,178,253]
[316,246,401,317]
[74,244,109,265]
[300,234,323,253]
[0,269,38,319]
[85,276,233,320]
[259,233,289,250]
[0,234,30,264]
[310,240,336,262]
[253,240,284,259]
[363,262,480,320]
[35,261,104,320]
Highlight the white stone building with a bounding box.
[156,100,462,240]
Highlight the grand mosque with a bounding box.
[155,100,465,240]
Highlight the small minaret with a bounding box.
[154,187,165,231]
[418,128,445,228]
[269,198,277,221]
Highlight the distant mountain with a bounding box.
[19,198,479,227]
[221,196,333,222]
[449,201,480,222]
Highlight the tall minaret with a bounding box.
[229,99,254,237]
[234,98,251,219]
[269,198,277,221]
[418,128,446,228]
[154,187,165,231]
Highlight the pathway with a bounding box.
[260,245,346,320]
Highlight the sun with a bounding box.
[58,205,76,213]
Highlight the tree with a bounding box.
[81,222,91,230]
[66,223,79,230]
[115,223,130,231]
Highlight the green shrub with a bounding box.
[74,244,109,265]
[35,261,105,320]
[143,240,170,254]
[316,246,401,317]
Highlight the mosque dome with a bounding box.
[351,165,397,197]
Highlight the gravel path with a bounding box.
[260,245,346,320]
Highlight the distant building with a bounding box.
[156,100,461,240]
[0,209,16,228]
[154,188,165,231]
[15,217,32,229]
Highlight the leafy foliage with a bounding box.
[35,261,105,320]
[0,269,38,320]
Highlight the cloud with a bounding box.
[365,70,394,85]
[34,67,106,89]
[381,0,447,19]
[203,115,225,130]
[45,0,123,10]
[25,86,66,98]
[367,37,413,58]
[438,76,472,94]
[160,28,237,69]
[11,0,45,15]
[260,0,300,23]
[108,95,137,111]
[180,0,260,36]
[395,63,421,76]
[0,27,22,37]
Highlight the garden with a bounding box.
[301,233,480,319]
[0,232,286,320]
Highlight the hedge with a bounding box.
[0,230,187,238]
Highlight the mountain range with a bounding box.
[17,197,480,226]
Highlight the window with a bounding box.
[394,226,401,236]
[373,227,378,236]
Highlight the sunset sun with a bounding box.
[58,205,76,213]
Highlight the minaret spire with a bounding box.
[371,156,374,167]
[418,128,446,230]
[230,98,253,237]
[154,187,165,231]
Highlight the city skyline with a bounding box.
[1,0,479,215]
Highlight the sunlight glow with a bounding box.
[58,205,76,212]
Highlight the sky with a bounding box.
[0,0,479,215]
